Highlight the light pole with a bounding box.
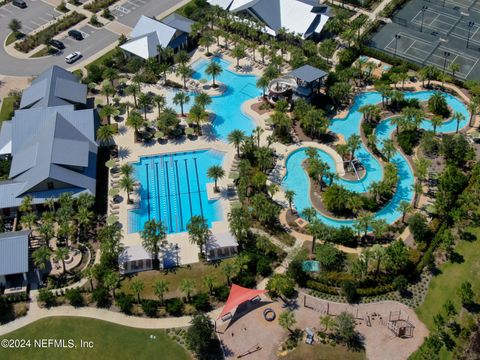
[394,33,401,56]
[467,21,475,48]
[442,51,450,86]
[420,6,428,33]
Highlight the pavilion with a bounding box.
[217,284,268,322]
[288,64,328,98]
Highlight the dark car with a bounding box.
[68,29,83,40]
[49,39,65,50]
[13,0,27,8]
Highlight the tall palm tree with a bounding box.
[179,278,195,302]
[126,110,144,142]
[172,91,190,117]
[21,212,36,231]
[120,175,135,204]
[397,200,412,223]
[131,279,145,303]
[153,94,166,115]
[126,83,140,108]
[228,129,245,157]
[96,124,116,146]
[187,215,210,256]
[453,111,466,133]
[382,139,396,162]
[176,63,193,89]
[138,93,152,121]
[188,103,208,136]
[347,134,361,161]
[32,246,51,272]
[207,165,225,192]
[153,279,169,305]
[195,92,212,111]
[431,115,443,134]
[256,76,269,97]
[140,219,166,269]
[99,104,119,125]
[205,60,223,86]
[231,44,246,67]
[55,247,70,275]
[468,99,478,127]
[100,81,115,105]
[285,190,295,211]
[279,310,296,334]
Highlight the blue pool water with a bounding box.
[283,91,470,227]
[166,57,258,139]
[128,150,224,234]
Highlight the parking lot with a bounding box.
[111,0,147,20]
[0,0,60,35]
[370,0,480,80]
[114,0,183,27]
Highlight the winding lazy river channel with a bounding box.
[282,91,470,228]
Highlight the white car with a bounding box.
[65,51,82,64]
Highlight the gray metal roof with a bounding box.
[0,121,12,155]
[20,65,87,109]
[288,64,328,83]
[161,13,195,33]
[0,230,30,276]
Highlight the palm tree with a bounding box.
[8,18,22,34]
[413,181,423,208]
[176,63,193,88]
[187,215,210,256]
[354,211,374,238]
[120,163,134,177]
[103,68,119,87]
[126,83,140,108]
[453,111,466,133]
[19,195,33,214]
[347,134,361,160]
[188,103,208,136]
[126,110,144,142]
[32,246,51,272]
[468,99,478,127]
[207,165,225,192]
[138,93,152,121]
[397,200,412,223]
[203,275,215,295]
[256,76,269,97]
[120,175,135,203]
[449,62,460,78]
[131,279,145,303]
[21,212,36,231]
[180,278,195,302]
[100,81,115,105]
[205,61,223,86]
[228,129,245,157]
[320,314,336,333]
[99,104,119,125]
[382,139,396,162]
[285,189,295,211]
[232,44,246,67]
[55,247,70,275]
[221,261,237,285]
[153,94,166,115]
[173,91,190,117]
[195,92,212,111]
[84,266,96,291]
[153,279,169,305]
[104,271,120,299]
[279,310,296,334]
[140,219,166,269]
[96,124,117,146]
[199,32,215,54]
[431,115,443,134]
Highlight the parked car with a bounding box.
[68,29,83,40]
[13,0,27,8]
[65,51,82,64]
[49,39,65,50]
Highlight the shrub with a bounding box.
[192,293,211,312]
[65,288,84,307]
[214,285,230,302]
[342,281,359,303]
[38,289,55,307]
[56,1,68,12]
[256,256,272,277]
[397,130,419,155]
[92,287,111,308]
[166,298,184,316]
[393,275,408,293]
[84,0,118,13]
[116,292,135,314]
[141,299,158,317]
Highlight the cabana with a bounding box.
[288,64,328,98]
[217,284,268,323]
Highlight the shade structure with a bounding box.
[218,284,268,319]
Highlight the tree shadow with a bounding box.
[449,252,464,264]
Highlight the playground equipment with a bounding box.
[387,310,415,338]
[266,76,297,105]
[263,308,276,321]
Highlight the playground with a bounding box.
[216,291,428,360]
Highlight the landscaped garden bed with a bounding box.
[84,0,119,13]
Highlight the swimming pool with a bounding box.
[166,57,258,140]
[128,150,224,234]
[283,90,470,227]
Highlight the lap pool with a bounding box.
[128,150,224,234]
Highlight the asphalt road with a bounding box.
[0,0,183,77]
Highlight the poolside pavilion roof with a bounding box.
[288,64,328,83]
[218,284,268,319]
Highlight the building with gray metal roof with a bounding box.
[0,230,30,286]
[0,66,97,213]
[120,15,195,60]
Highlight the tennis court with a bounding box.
[383,31,478,78]
[425,0,480,14]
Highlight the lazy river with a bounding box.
[282,91,470,228]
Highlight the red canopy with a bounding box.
[218,284,267,319]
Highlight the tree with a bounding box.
[232,44,246,67]
[207,165,225,192]
[187,216,210,256]
[180,278,195,302]
[9,19,22,34]
[120,175,135,204]
[347,134,361,160]
[54,247,70,275]
[382,138,396,162]
[221,261,237,285]
[205,60,223,86]
[126,83,140,108]
[384,240,410,274]
[173,91,190,117]
[32,246,51,272]
[138,93,152,122]
[285,189,295,211]
[228,129,245,157]
[126,110,144,142]
[203,275,215,295]
[131,279,144,303]
[176,63,193,88]
[195,92,212,111]
[431,115,443,134]
[266,274,295,300]
[188,103,208,136]
[458,281,474,307]
[21,211,36,231]
[320,314,336,333]
[99,104,119,125]
[199,32,215,54]
[100,81,115,105]
[279,309,296,333]
[397,200,412,223]
[153,279,169,305]
[153,94,166,115]
[104,271,120,299]
[186,314,221,360]
[228,206,250,246]
[428,92,450,118]
[408,213,429,243]
[96,124,116,146]
[453,111,465,133]
[103,67,119,87]
[316,243,344,271]
[449,62,460,79]
[140,219,166,270]
[335,311,358,348]
[256,76,269,97]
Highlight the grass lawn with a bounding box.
[0,96,16,122]
[120,258,235,299]
[30,46,51,58]
[85,48,117,70]
[283,342,366,360]
[415,228,480,359]
[0,317,191,360]
[5,32,24,46]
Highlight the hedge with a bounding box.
[306,279,395,297]
[15,12,86,53]
[84,0,119,13]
